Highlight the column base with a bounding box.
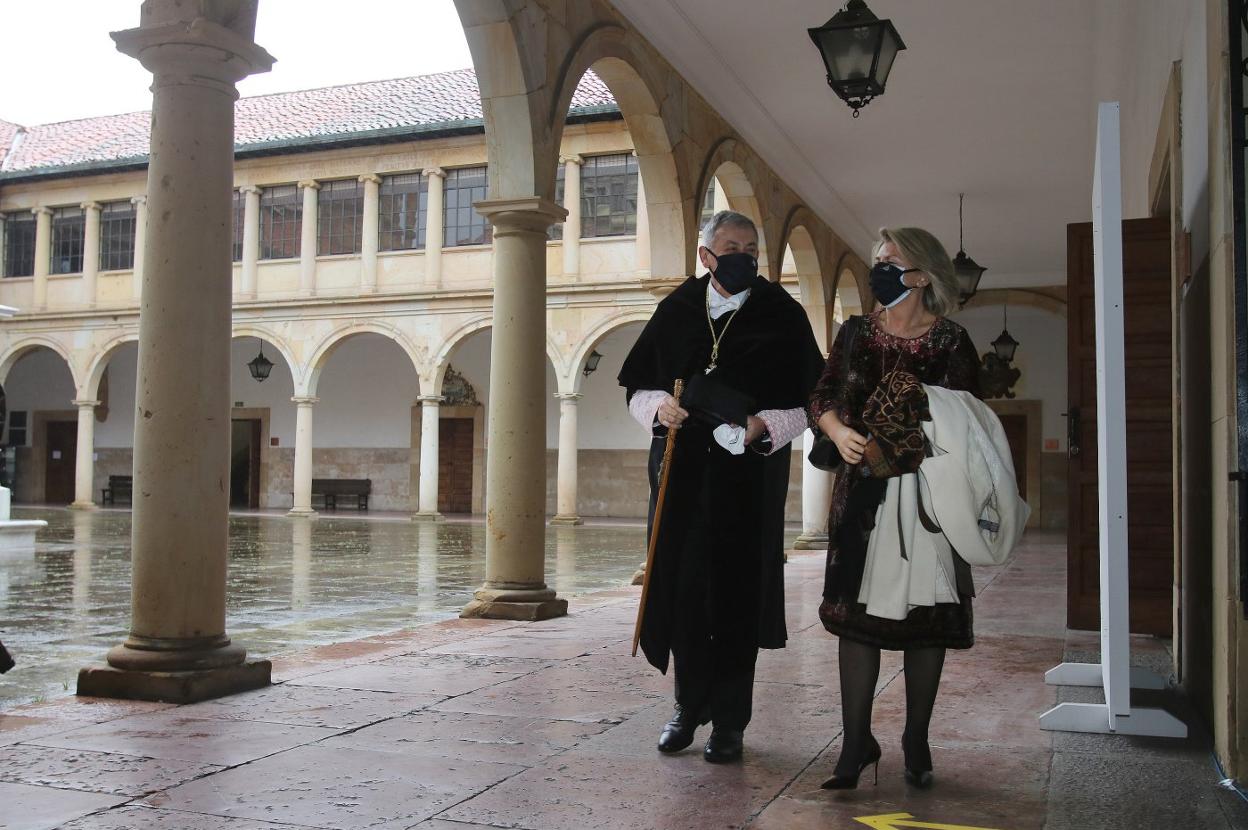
[549,515,583,526]
[631,560,647,586]
[68,501,98,511]
[792,533,829,551]
[460,586,568,621]
[286,508,319,519]
[77,660,270,704]
[411,511,443,523]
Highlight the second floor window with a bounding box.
[99,201,136,271]
[260,185,300,260]
[2,213,36,278]
[581,154,638,238]
[444,167,490,247]
[317,179,364,256]
[51,206,85,274]
[231,190,244,263]
[379,173,425,251]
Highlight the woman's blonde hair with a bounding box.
[875,227,960,318]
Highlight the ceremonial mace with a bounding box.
[632,378,684,657]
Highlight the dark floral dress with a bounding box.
[808,312,982,650]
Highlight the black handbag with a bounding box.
[807,316,862,472]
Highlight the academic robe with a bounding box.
[618,274,825,674]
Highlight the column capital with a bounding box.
[358,173,382,185]
[72,399,101,408]
[80,201,102,212]
[111,19,274,92]
[32,206,52,217]
[291,396,319,406]
[418,395,445,405]
[559,154,584,167]
[554,392,584,402]
[297,180,320,191]
[422,167,446,180]
[130,195,148,206]
[238,185,261,196]
[474,197,567,235]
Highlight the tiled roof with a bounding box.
[0,68,617,177]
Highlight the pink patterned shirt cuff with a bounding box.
[628,389,668,432]
[757,407,807,455]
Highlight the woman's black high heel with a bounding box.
[821,737,882,790]
[902,732,934,789]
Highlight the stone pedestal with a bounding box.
[414,394,443,521]
[288,396,318,518]
[77,10,275,704]
[69,399,99,510]
[551,392,582,526]
[461,196,568,622]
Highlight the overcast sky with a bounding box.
[0,0,475,126]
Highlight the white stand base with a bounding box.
[1044,661,1167,690]
[1039,702,1188,738]
[0,520,48,554]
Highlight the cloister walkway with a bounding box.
[0,532,1242,830]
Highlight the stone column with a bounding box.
[793,431,833,550]
[462,197,568,621]
[298,180,319,296]
[634,153,650,279]
[78,11,274,703]
[288,396,318,517]
[239,185,260,298]
[551,392,583,526]
[423,167,445,290]
[81,202,101,307]
[414,394,443,521]
[130,196,147,301]
[359,173,381,293]
[561,155,582,279]
[69,399,100,510]
[32,207,51,309]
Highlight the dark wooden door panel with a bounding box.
[437,418,473,514]
[1067,218,1174,636]
[45,420,76,504]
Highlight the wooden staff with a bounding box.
[632,378,684,657]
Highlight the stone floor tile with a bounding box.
[322,709,610,763]
[0,781,129,830]
[149,744,525,830]
[60,805,322,829]
[411,821,517,830]
[28,711,341,766]
[287,652,545,697]
[0,714,81,747]
[11,697,176,723]
[424,633,606,660]
[430,668,656,723]
[0,744,221,796]
[177,682,443,729]
[440,748,786,830]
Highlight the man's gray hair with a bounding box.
[700,210,757,249]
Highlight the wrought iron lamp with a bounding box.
[953,193,987,306]
[247,340,273,383]
[582,350,604,377]
[808,0,907,117]
[979,300,1021,399]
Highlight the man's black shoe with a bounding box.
[703,727,744,763]
[657,705,708,753]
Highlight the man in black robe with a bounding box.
[618,210,824,762]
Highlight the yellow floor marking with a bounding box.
[853,813,1006,830]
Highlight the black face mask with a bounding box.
[869,261,920,308]
[708,251,758,295]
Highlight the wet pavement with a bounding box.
[0,507,716,711]
[0,529,1244,829]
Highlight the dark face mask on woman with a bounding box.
[708,251,759,295]
[869,261,921,308]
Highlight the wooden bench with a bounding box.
[310,478,371,511]
[101,475,133,506]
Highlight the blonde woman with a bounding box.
[808,227,981,790]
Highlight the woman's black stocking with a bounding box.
[835,637,881,775]
[901,646,946,771]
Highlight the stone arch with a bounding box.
[962,288,1068,318]
[431,317,563,394]
[230,325,300,387]
[76,332,139,400]
[0,336,79,390]
[780,216,831,352]
[696,139,772,278]
[567,309,654,394]
[548,26,689,280]
[304,322,425,397]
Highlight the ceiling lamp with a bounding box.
[953,193,987,306]
[247,340,273,382]
[582,350,604,377]
[992,300,1020,363]
[808,0,907,117]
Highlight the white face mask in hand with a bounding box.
[713,423,747,455]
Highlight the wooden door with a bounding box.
[230,419,261,509]
[437,418,474,514]
[998,413,1028,502]
[1067,218,1173,635]
[45,420,76,504]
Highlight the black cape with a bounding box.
[618,274,825,673]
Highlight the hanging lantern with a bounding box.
[808,0,907,117]
[992,328,1020,363]
[582,350,604,377]
[953,193,987,305]
[247,341,273,382]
